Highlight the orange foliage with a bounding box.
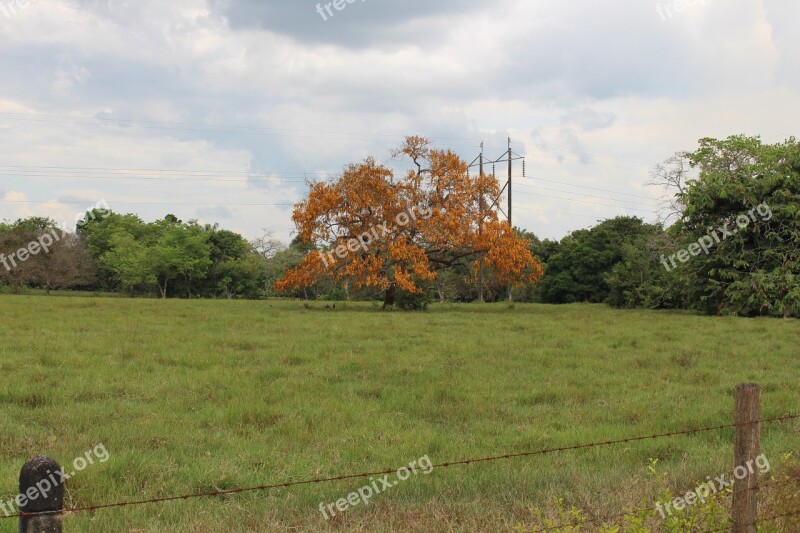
[275,137,543,297]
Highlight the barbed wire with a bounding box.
[2,413,797,520]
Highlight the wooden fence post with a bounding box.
[733,383,761,533]
[18,456,64,533]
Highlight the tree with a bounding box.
[251,230,285,262]
[605,231,690,309]
[539,217,659,304]
[512,229,560,302]
[28,233,97,294]
[276,136,543,308]
[148,220,211,298]
[0,218,96,294]
[80,213,150,291]
[100,231,155,296]
[203,225,253,298]
[649,152,692,225]
[678,135,800,318]
[0,227,42,293]
[216,254,266,300]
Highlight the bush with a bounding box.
[394,289,434,310]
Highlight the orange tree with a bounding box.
[275,136,543,308]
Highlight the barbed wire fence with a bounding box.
[6,383,800,532]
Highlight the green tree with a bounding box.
[679,135,800,317]
[203,225,252,298]
[100,231,155,296]
[217,254,266,299]
[148,220,212,298]
[80,213,150,290]
[606,231,691,309]
[539,217,658,304]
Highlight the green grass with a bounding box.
[0,296,798,531]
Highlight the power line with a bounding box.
[0,111,484,141]
[0,173,313,183]
[515,182,659,208]
[0,163,661,218]
[0,165,333,183]
[0,165,328,176]
[0,184,656,213]
[0,199,295,207]
[6,111,676,166]
[515,190,658,214]
[518,176,657,201]
[509,140,655,170]
[0,169,662,208]
[2,113,669,173]
[0,112,484,147]
[514,206,621,220]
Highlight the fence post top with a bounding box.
[19,455,65,513]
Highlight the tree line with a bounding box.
[1,134,797,317]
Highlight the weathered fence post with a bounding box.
[732,383,761,533]
[18,456,64,533]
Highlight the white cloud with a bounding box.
[0,0,797,242]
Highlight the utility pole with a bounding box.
[467,138,525,302]
[478,142,485,303]
[507,137,512,229]
[507,137,513,301]
[468,139,522,225]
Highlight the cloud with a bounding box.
[561,108,617,132]
[0,0,797,243]
[52,60,92,96]
[197,205,234,220]
[213,0,506,49]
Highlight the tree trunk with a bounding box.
[785,306,791,319]
[159,278,168,299]
[478,259,484,302]
[382,284,396,310]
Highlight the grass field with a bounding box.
[0,295,798,532]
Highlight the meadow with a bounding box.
[0,295,798,531]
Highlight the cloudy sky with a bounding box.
[0,0,797,242]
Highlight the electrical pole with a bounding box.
[507,137,512,229]
[467,138,525,303]
[507,137,513,301]
[478,142,485,303]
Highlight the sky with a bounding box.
[0,0,798,243]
